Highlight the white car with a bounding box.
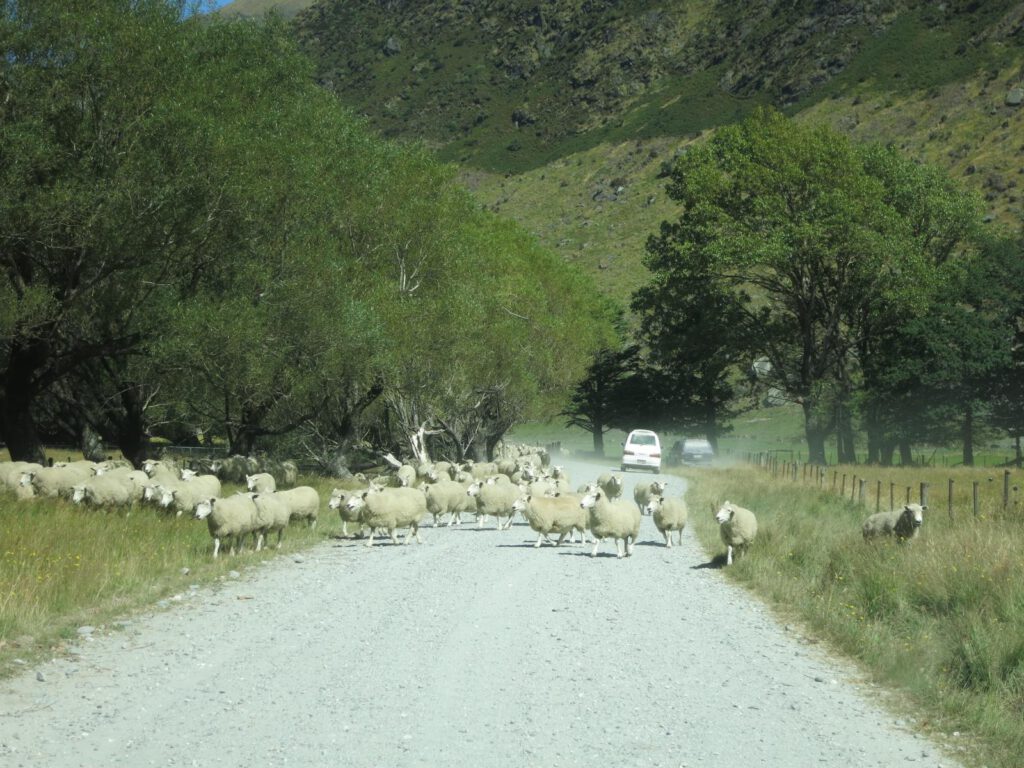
[620,429,662,473]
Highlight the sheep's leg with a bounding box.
[390,527,400,545]
[616,539,625,558]
[212,537,221,558]
[534,533,545,548]
[364,529,376,547]
[662,530,670,547]
[590,538,602,557]
[726,545,734,565]
[677,529,684,546]
[255,532,264,552]
[555,531,568,546]
[626,536,635,556]
[275,529,283,549]
[413,522,422,544]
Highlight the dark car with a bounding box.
[680,438,715,466]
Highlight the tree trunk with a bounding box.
[802,400,829,465]
[865,411,883,465]
[899,438,913,466]
[962,402,975,467]
[0,355,46,463]
[880,439,895,467]
[116,387,150,468]
[836,403,857,464]
[1015,434,1021,469]
[592,418,605,457]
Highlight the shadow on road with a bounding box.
[692,554,728,569]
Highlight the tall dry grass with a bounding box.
[0,474,353,674]
[686,465,1024,768]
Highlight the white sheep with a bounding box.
[1,461,42,492]
[645,495,688,547]
[19,464,94,498]
[251,492,292,551]
[70,475,132,507]
[715,501,758,565]
[511,493,588,547]
[194,495,260,557]
[633,479,668,514]
[580,488,641,558]
[395,464,417,487]
[595,472,624,500]
[274,486,320,528]
[328,487,364,537]
[142,458,180,484]
[345,486,427,547]
[466,479,519,529]
[246,472,277,493]
[862,503,925,542]
[280,460,299,487]
[423,478,475,527]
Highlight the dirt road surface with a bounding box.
[0,456,959,767]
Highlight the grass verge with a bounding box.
[0,474,358,677]
[685,465,1024,768]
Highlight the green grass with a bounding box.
[0,474,360,676]
[686,464,1024,768]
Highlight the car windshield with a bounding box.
[630,434,657,446]
[684,440,712,452]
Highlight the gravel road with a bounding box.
[0,456,961,768]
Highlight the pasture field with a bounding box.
[0,472,358,676]
[685,464,1024,768]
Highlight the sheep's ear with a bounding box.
[920,504,928,511]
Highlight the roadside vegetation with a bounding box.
[686,464,1024,768]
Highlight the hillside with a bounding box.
[283,1,1023,303]
[216,0,312,18]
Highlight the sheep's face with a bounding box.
[644,497,662,515]
[157,487,176,508]
[904,504,925,528]
[327,491,348,511]
[715,503,735,525]
[193,499,214,520]
[181,469,198,481]
[245,474,257,490]
[142,460,158,476]
[511,495,531,514]
[345,493,368,513]
[580,490,602,510]
[17,471,34,487]
[653,480,668,494]
[93,466,107,476]
[71,485,87,504]
[142,483,159,502]
[466,481,482,497]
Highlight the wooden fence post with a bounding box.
[920,482,929,508]
[948,478,954,522]
[889,482,895,511]
[841,474,847,497]
[858,478,865,504]
[876,480,882,513]
[973,481,979,517]
[851,474,858,501]
[1004,470,1011,510]
[905,486,911,505]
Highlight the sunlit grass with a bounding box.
[686,465,1024,768]
[0,474,359,674]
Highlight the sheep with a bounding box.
[645,495,688,547]
[193,495,260,557]
[142,459,180,484]
[580,488,641,558]
[157,481,217,517]
[1,461,42,492]
[466,479,519,529]
[344,486,426,547]
[246,472,277,493]
[715,501,758,565]
[595,472,624,500]
[423,478,475,527]
[511,493,588,548]
[328,487,365,537]
[395,464,417,488]
[862,503,925,542]
[469,461,498,480]
[70,475,132,507]
[251,492,292,551]
[633,479,668,515]
[496,458,518,477]
[93,458,133,474]
[91,465,150,499]
[280,460,299,488]
[484,473,512,486]
[274,486,320,528]
[20,464,94,498]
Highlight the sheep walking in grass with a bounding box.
[862,503,925,542]
[580,488,640,558]
[70,475,132,508]
[274,486,320,528]
[246,472,277,493]
[645,495,688,547]
[715,501,758,565]
[194,495,260,558]
[251,492,292,551]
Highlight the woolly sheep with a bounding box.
[1,461,42,492]
[423,478,475,527]
[250,492,292,551]
[595,472,624,500]
[194,495,260,557]
[280,460,299,488]
[20,464,93,498]
[484,473,512,486]
[274,486,320,528]
[862,503,925,542]
[466,479,518,529]
[345,486,426,547]
[633,479,668,514]
[90,466,149,500]
[645,495,688,547]
[495,458,518,477]
[511,493,588,548]
[395,464,417,488]
[715,501,758,565]
[70,475,132,507]
[469,461,498,480]
[580,488,641,558]
[246,472,277,493]
[328,487,365,537]
[142,459,181,484]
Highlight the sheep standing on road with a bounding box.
[633,479,668,515]
[580,488,640,558]
[329,488,364,537]
[715,501,758,565]
[862,504,925,542]
[345,487,426,547]
[466,479,518,529]
[511,493,588,548]
[645,495,688,547]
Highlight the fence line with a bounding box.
[745,453,1020,518]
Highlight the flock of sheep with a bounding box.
[0,446,927,561]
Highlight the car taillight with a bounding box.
[651,452,661,458]
[623,448,634,455]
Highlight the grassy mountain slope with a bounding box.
[217,0,312,18]
[286,1,1023,305]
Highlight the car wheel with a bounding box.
[620,465,627,472]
